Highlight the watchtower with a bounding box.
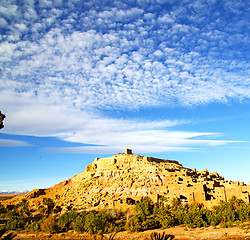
[125,149,133,155]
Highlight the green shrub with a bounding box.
[6,217,25,231]
[169,198,187,225]
[0,203,6,215]
[211,199,236,227]
[25,221,40,232]
[125,215,157,232]
[8,195,247,235]
[171,207,184,226]
[84,211,111,235]
[73,214,86,232]
[141,218,158,231]
[6,219,18,231]
[5,209,19,219]
[58,210,77,232]
[170,198,182,211]
[153,204,175,228]
[237,203,250,222]
[184,203,209,228]
[5,208,25,231]
[125,196,158,232]
[135,197,154,221]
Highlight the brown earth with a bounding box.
[6,225,250,240]
[0,193,26,201]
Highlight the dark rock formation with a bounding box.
[0,111,6,129]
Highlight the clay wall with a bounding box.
[211,187,227,201]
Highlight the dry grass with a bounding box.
[8,224,250,240]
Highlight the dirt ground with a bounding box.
[5,225,250,240]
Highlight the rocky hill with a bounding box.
[3,149,250,213]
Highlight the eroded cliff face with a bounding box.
[4,150,250,212]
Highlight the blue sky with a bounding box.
[0,0,249,191]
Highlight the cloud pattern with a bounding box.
[0,0,249,153]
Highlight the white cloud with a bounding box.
[46,137,239,154]
[116,8,144,22]
[0,139,30,147]
[0,87,238,153]
[0,88,182,137]
[0,2,18,19]
[0,42,17,61]
[1,18,246,110]
[0,17,8,28]
[0,0,248,153]
[158,14,174,24]
[46,145,192,154]
[14,23,28,32]
[39,0,53,8]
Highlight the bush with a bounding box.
[171,198,182,211]
[0,203,6,215]
[6,217,25,231]
[3,195,248,235]
[5,209,25,231]
[211,199,236,227]
[125,215,142,232]
[125,215,157,232]
[153,204,175,228]
[58,210,77,232]
[40,215,58,233]
[125,197,159,232]
[237,203,250,222]
[135,197,154,221]
[184,203,209,228]
[173,207,186,226]
[140,218,158,231]
[25,221,40,232]
[73,213,86,232]
[84,211,111,235]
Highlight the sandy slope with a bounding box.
[8,225,250,240]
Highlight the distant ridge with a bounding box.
[3,149,250,213]
[0,191,29,195]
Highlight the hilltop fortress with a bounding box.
[82,149,250,209]
[4,149,250,212]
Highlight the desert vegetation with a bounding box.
[0,196,250,239]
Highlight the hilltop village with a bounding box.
[5,149,250,213]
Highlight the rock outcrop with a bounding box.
[4,149,250,212]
